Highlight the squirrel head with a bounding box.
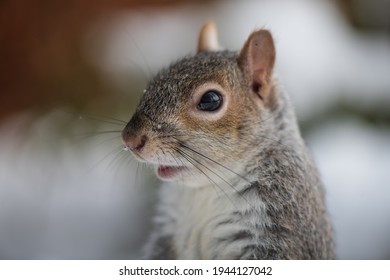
[122,21,278,188]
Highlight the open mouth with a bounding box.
[157,165,187,179]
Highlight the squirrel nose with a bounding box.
[122,113,148,152]
[123,134,147,152]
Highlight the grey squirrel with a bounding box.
[122,21,335,259]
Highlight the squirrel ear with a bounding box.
[238,30,276,103]
[198,21,221,52]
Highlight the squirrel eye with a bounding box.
[197,90,222,111]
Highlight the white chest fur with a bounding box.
[158,180,267,259]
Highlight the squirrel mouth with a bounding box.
[157,165,186,180]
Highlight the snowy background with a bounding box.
[1,0,389,259]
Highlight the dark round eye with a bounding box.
[197,90,222,111]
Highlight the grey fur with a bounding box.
[123,41,335,260]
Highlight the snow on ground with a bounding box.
[308,119,390,259]
[0,113,152,259]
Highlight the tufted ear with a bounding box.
[197,21,221,52]
[238,30,276,106]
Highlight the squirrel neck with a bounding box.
[241,84,306,180]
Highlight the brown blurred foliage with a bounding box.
[0,0,209,122]
[336,0,390,32]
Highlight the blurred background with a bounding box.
[0,0,389,259]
